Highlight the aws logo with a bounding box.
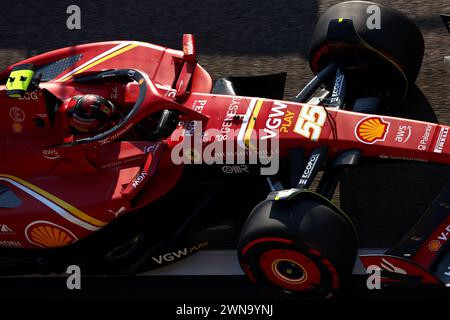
[355,116,390,144]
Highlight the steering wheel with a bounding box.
[58,68,153,147]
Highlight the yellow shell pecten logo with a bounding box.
[428,240,441,252]
[355,116,390,144]
[25,221,77,248]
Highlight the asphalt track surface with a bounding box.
[0,0,450,303]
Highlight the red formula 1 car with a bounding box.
[0,1,449,299]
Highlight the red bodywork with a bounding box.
[0,39,449,252]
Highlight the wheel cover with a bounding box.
[259,248,321,291]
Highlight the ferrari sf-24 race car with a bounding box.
[0,1,449,299]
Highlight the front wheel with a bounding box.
[238,190,357,299]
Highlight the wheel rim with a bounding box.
[259,248,321,291]
[273,259,307,283]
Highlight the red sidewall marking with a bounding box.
[241,237,293,255]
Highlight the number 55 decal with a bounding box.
[294,105,327,141]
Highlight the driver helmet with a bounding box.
[68,94,115,133]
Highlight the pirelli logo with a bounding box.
[434,127,449,153]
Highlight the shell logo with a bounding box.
[11,122,23,133]
[355,116,390,144]
[183,148,201,163]
[428,240,441,252]
[25,221,77,248]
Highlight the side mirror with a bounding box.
[445,56,450,68]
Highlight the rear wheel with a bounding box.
[238,191,357,299]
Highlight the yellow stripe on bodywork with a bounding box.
[244,99,264,149]
[0,174,106,227]
[57,43,139,82]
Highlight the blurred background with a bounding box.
[0,0,449,247]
